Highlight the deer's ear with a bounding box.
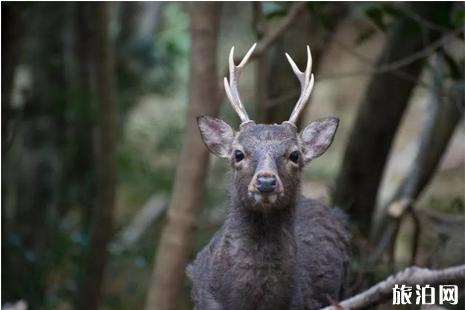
[300,117,339,163]
[197,116,234,158]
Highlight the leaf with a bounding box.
[452,7,465,28]
[262,2,288,19]
[350,3,389,31]
[365,6,387,31]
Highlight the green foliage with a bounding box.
[158,4,190,63]
[117,3,189,116]
[149,3,190,94]
[262,2,290,19]
[452,7,465,28]
[4,2,464,309]
[351,3,393,31]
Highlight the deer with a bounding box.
[187,43,350,310]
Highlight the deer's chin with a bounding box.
[248,191,280,208]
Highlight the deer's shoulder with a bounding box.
[293,197,351,307]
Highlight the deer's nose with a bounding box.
[256,175,277,193]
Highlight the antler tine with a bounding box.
[224,43,257,125]
[286,45,315,125]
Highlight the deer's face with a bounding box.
[198,116,338,211]
[198,44,337,210]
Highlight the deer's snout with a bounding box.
[249,171,283,196]
[248,154,283,198]
[256,175,277,193]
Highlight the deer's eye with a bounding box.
[234,150,244,162]
[289,151,300,163]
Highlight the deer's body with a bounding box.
[188,196,349,310]
[188,45,351,309]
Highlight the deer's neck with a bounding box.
[228,202,296,240]
[226,193,298,251]
[220,200,297,309]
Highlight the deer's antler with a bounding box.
[224,43,256,126]
[285,45,314,125]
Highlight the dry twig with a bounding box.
[319,28,463,81]
[321,265,465,310]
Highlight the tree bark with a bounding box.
[144,3,222,310]
[4,4,67,305]
[253,2,269,123]
[332,3,449,235]
[371,53,464,257]
[1,1,23,244]
[76,3,118,310]
[1,3,23,149]
[389,55,463,205]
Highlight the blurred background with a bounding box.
[2,2,464,309]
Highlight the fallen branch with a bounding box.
[320,265,465,310]
[110,194,167,252]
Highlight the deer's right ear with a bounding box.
[197,116,234,159]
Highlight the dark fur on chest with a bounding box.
[211,208,296,310]
[187,198,350,310]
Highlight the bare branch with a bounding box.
[371,53,464,258]
[321,265,465,310]
[319,28,463,81]
[219,2,307,104]
[253,2,307,57]
[389,3,452,33]
[229,2,306,64]
[110,194,167,252]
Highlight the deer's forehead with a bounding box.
[236,124,298,150]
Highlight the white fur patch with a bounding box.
[252,193,277,205]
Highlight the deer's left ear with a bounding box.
[300,117,339,163]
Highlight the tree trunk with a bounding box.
[1,0,23,248]
[332,3,449,235]
[372,53,464,257]
[4,4,67,305]
[390,56,463,205]
[76,3,118,310]
[1,3,23,150]
[253,2,269,123]
[144,3,222,310]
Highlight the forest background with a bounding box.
[2,2,464,309]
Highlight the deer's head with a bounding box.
[198,44,338,211]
